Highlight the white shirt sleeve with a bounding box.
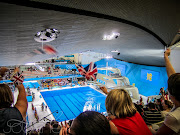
[164,113,180,133]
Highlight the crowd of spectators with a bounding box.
[28,111,111,135]
[0,48,180,135]
[24,66,80,77]
[133,88,174,126]
[27,120,61,135]
[40,79,72,89]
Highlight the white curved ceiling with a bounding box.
[0,1,179,66]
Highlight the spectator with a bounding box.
[161,100,173,119]
[45,105,47,111]
[159,87,169,101]
[50,120,60,135]
[60,111,112,135]
[42,102,44,111]
[39,126,51,135]
[45,122,51,128]
[0,67,9,80]
[0,67,28,135]
[27,129,38,135]
[149,48,180,134]
[100,87,152,135]
[143,103,163,125]
[139,96,144,106]
[155,98,163,111]
[134,103,144,116]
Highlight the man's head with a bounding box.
[168,73,180,102]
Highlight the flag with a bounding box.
[43,44,57,55]
[10,72,24,86]
[75,62,97,80]
[28,45,57,56]
[33,48,46,55]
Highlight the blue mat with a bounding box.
[23,82,34,88]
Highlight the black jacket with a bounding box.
[0,107,25,135]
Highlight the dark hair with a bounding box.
[164,100,173,109]
[45,122,50,128]
[156,98,161,103]
[156,99,163,111]
[134,103,143,115]
[40,126,51,135]
[168,73,180,101]
[50,120,59,128]
[28,130,38,135]
[148,103,156,109]
[71,111,111,135]
[0,84,14,109]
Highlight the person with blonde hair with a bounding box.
[100,87,152,135]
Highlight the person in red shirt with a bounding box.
[100,87,152,135]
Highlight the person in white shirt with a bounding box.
[149,48,180,135]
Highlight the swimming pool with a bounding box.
[40,86,106,122]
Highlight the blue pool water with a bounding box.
[40,87,106,122]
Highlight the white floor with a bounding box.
[14,87,55,131]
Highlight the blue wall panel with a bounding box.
[95,59,168,96]
[54,59,168,96]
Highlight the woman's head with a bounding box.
[70,111,111,135]
[168,73,180,102]
[105,89,136,118]
[162,100,173,110]
[0,84,14,109]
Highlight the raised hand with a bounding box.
[164,48,171,57]
[0,67,9,80]
[14,67,20,73]
[164,48,176,77]
[99,86,108,94]
[60,121,70,135]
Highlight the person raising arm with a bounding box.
[15,83,28,121]
[164,48,176,77]
[12,67,28,121]
[148,48,180,135]
[100,86,109,95]
[0,67,28,135]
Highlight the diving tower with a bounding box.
[96,67,139,100]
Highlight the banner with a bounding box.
[141,69,160,84]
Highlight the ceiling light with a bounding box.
[36,32,41,36]
[25,63,35,65]
[105,56,113,59]
[102,32,120,40]
[34,28,60,43]
[111,50,119,52]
